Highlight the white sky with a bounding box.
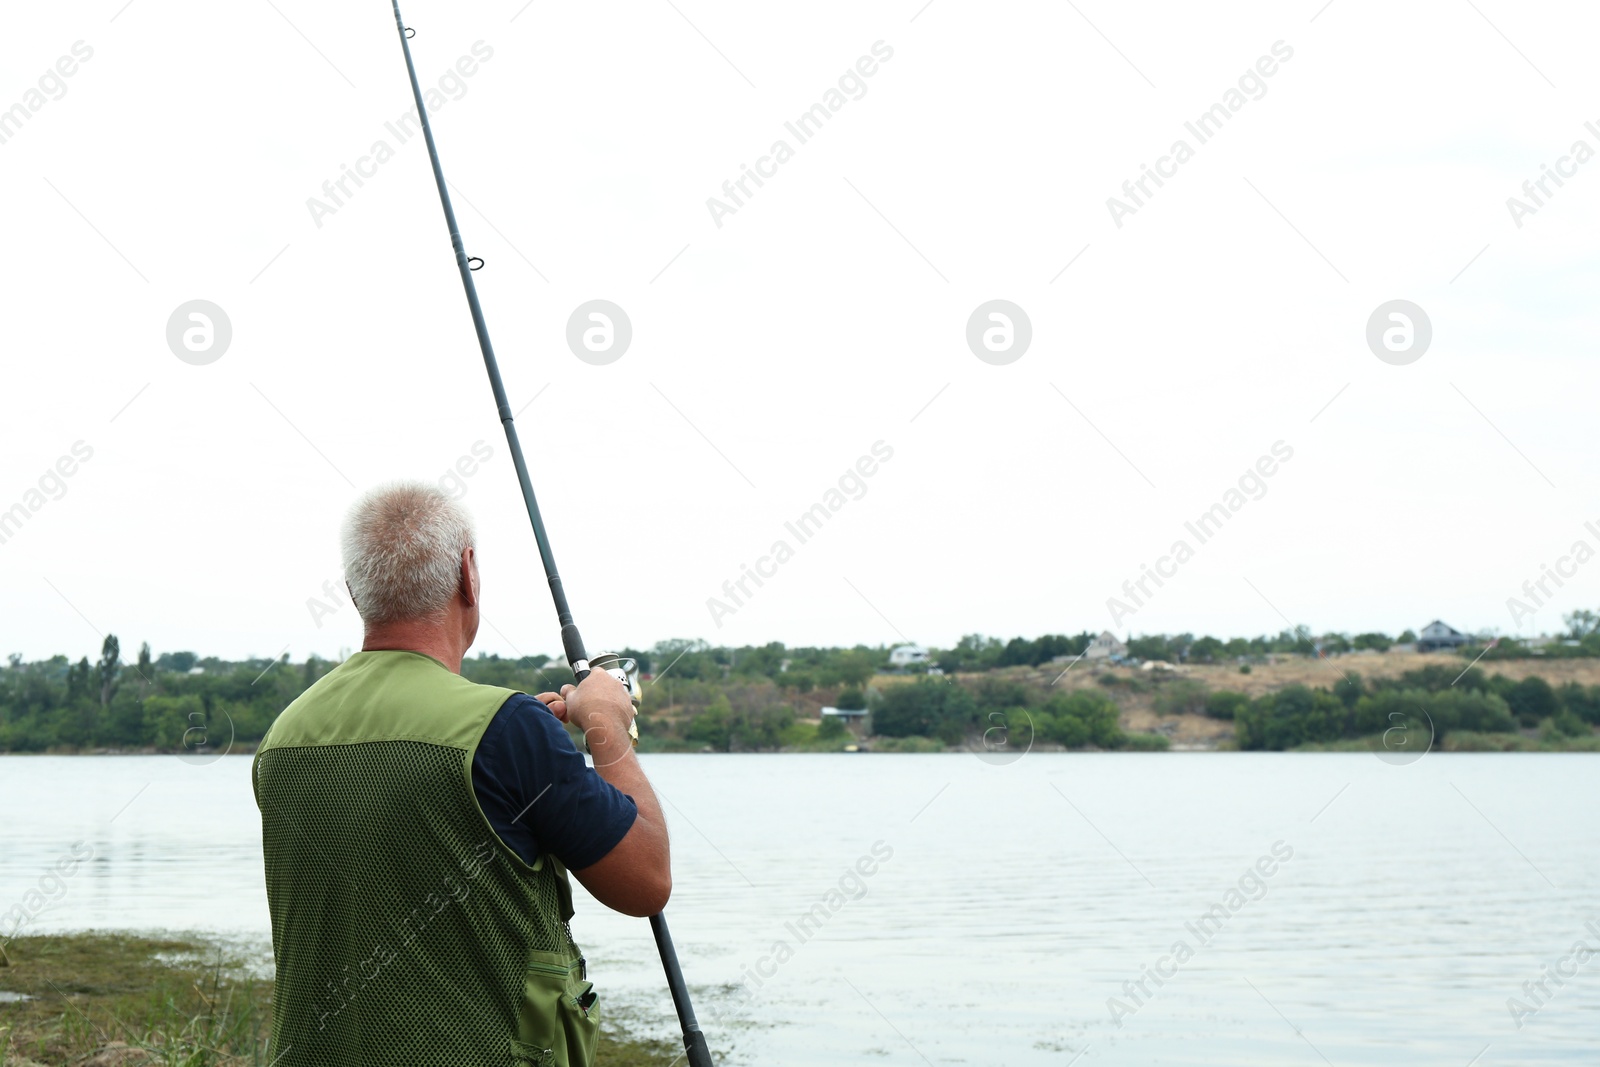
[2,0,1597,664]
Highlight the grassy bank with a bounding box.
[0,933,675,1067]
[1294,732,1600,753]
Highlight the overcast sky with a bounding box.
[2,0,1597,665]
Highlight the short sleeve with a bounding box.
[471,693,638,870]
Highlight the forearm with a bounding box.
[587,737,669,855]
[555,674,675,913]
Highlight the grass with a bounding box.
[1292,732,1600,753]
[865,736,946,753]
[0,933,676,1067]
[0,932,270,1067]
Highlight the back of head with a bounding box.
[340,481,475,626]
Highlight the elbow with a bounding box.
[652,871,673,914]
[625,872,672,918]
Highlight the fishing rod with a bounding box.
[387,5,713,1065]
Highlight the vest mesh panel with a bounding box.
[256,738,575,1067]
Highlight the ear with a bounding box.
[459,546,478,607]
[345,581,359,611]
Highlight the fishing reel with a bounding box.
[587,652,640,748]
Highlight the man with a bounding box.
[254,482,670,1067]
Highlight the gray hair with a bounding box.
[340,482,476,625]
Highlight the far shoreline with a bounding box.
[6,736,1599,757]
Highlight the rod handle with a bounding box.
[651,912,714,1066]
[560,620,590,681]
[681,1029,713,1067]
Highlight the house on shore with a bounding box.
[820,706,868,722]
[1083,631,1128,662]
[889,644,930,668]
[1416,620,1473,652]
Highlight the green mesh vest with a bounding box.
[253,650,599,1067]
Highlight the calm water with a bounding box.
[3,752,1597,1065]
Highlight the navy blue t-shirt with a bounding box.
[471,693,637,870]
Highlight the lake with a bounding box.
[3,752,1597,1064]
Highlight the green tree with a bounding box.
[817,715,847,740]
[732,642,786,678]
[833,650,877,689]
[158,651,198,673]
[998,636,1035,667]
[873,678,978,739]
[733,706,793,750]
[1333,671,1364,707]
[685,695,733,751]
[143,694,204,751]
[1558,682,1600,725]
[1506,676,1558,725]
[66,656,91,704]
[1127,634,1176,662]
[1320,633,1353,655]
[936,634,1001,673]
[1564,609,1600,641]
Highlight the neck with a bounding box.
[362,620,465,674]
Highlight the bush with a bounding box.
[1549,710,1591,739]
[1151,679,1208,716]
[975,676,1036,710]
[1119,732,1170,751]
[683,695,793,751]
[1431,689,1517,734]
[817,715,848,740]
[1204,691,1249,720]
[1558,682,1600,724]
[871,735,947,753]
[1096,671,1149,693]
[1351,688,1515,740]
[1445,731,1525,752]
[836,687,866,710]
[1391,664,1485,693]
[1037,690,1124,749]
[1236,686,1350,750]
